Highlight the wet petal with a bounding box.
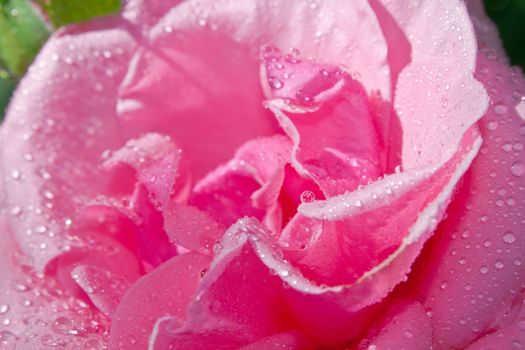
[189,136,292,228]
[104,133,185,209]
[0,216,111,349]
[109,252,211,350]
[466,294,525,350]
[163,202,225,255]
[376,0,487,168]
[284,127,481,286]
[359,301,433,350]
[407,54,525,349]
[149,219,304,347]
[0,17,136,271]
[71,265,132,317]
[264,52,384,196]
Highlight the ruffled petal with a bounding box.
[284,127,481,287]
[263,50,384,196]
[0,17,136,271]
[0,216,111,349]
[189,135,292,229]
[376,0,487,168]
[109,252,211,349]
[405,54,525,349]
[147,219,308,347]
[154,0,390,96]
[104,133,186,209]
[116,29,280,180]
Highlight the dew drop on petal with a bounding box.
[0,331,17,350]
[502,231,517,244]
[268,77,283,90]
[493,103,508,115]
[510,161,524,177]
[300,190,315,203]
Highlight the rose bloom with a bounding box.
[0,0,524,349]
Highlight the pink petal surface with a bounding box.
[466,293,525,350]
[109,252,211,350]
[284,127,481,287]
[129,185,177,268]
[150,219,303,348]
[378,0,488,169]
[116,30,280,181]
[359,301,433,350]
[0,216,111,349]
[405,55,525,349]
[104,133,185,209]
[0,17,136,271]
[155,0,390,96]
[71,265,132,317]
[263,51,384,197]
[189,136,291,228]
[163,202,225,255]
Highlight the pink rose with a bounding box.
[1,0,524,348]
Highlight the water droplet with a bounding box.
[518,318,525,330]
[52,316,78,335]
[502,231,517,244]
[486,120,498,131]
[10,170,21,180]
[10,207,22,217]
[403,330,413,338]
[295,89,312,103]
[510,162,525,177]
[0,331,17,350]
[268,77,283,90]
[493,103,508,115]
[494,260,505,269]
[300,190,316,203]
[440,281,448,290]
[480,266,489,274]
[0,305,8,315]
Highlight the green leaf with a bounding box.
[39,0,121,28]
[0,67,16,119]
[0,0,50,77]
[485,0,525,69]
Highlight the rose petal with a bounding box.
[264,54,384,196]
[466,294,525,350]
[109,252,211,350]
[189,135,292,228]
[163,202,225,255]
[149,219,305,347]
[0,17,136,271]
[71,265,132,317]
[0,216,111,349]
[117,30,280,180]
[130,185,178,267]
[104,133,185,209]
[284,127,481,286]
[359,301,433,350]
[406,55,525,349]
[155,0,390,96]
[377,0,488,168]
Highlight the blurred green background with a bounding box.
[0,0,524,119]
